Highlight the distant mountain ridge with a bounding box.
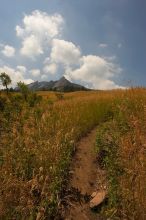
[16,76,90,92]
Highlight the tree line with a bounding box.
[0,72,43,107]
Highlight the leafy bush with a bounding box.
[28,93,42,107]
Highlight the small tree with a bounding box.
[17,81,29,101]
[0,72,12,95]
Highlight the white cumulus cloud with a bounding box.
[43,63,58,75]
[65,55,124,90]
[20,35,43,58]
[51,39,81,66]
[2,45,15,57]
[16,10,64,59]
[0,10,124,90]
[30,69,41,77]
[17,65,27,73]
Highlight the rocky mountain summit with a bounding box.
[18,76,89,92]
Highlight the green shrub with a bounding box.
[28,93,42,107]
[0,96,7,111]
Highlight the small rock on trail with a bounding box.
[90,190,106,209]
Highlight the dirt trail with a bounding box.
[62,128,106,220]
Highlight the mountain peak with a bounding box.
[58,76,68,82]
[60,76,66,80]
[15,76,90,92]
[53,76,71,88]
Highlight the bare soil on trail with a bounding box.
[62,128,107,220]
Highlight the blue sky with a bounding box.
[0,0,145,89]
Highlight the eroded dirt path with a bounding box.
[62,128,106,220]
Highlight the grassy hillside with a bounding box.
[0,89,145,219]
[0,90,113,219]
[96,88,146,219]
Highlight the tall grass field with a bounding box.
[0,89,146,219]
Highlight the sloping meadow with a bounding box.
[1,89,146,219]
[96,88,146,219]
[0,91,114,219]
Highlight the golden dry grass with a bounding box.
[96,88,146,219]
[0,91,114,219]
[0,89,146,219]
